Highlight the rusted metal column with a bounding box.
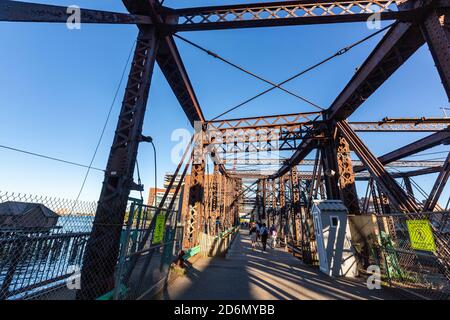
[421,9,450,100]
[279,176,286,237]
[185,123,206,247]
[184,160,205,248]
[210,164,219,235]
[403,176,415,199]
[261,179,267,221]
[255,180,262,222]
[290,167,301,245]
[336,135,360,214]
[424,152,450,211]
[271,179,277,226]
[234,178,242,226]
[321,138,340,200]
[337,120,419,213]
[322,124,360,214]
[78,27,158,300]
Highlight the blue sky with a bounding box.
[0,1,448,207]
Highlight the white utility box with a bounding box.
[311,200,357,277]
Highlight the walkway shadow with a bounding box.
[154,230,402,300]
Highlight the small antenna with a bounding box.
[440,107,450,118]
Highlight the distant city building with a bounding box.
[146,173,186,210]
[0,201,59,230]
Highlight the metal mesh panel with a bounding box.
[362,211,450,300]
[0,191,96,299]
[0,191,182,300]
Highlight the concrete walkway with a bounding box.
[156,230,402,300]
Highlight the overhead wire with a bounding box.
[71,40,137,208]
[203,22,395,121]
[0,144,104,172]
[174,33,324,111]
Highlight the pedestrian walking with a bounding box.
[260,223,269,252]
[270,226,277,248]
[255,221,261,241]
[249,223,258,251]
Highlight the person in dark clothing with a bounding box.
[249,223,258,251]
[260,223,269,252]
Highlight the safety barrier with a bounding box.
[199,226,239,258]
[350,211,450,300]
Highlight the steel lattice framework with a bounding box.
[2,0,450,300]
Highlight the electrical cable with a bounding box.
[0,144,104,172]
[207,22,394,121]
[72,40,137,208]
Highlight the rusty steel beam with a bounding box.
[355,166,443,179]
[420,7,450,100]
[336,121,419,212]
[354,128,450,172]
[123,0,205,125]
[271,137,318,178]
[207,112,321,131]
[350,118,450,132]
[238,165,443,180]
[78,26,158,300]
[423,152,450,211]
[326,18,425,120]
[169,0,421,32]
[0,0,152,24]
[221,157,443,167]
[157,36,205,125]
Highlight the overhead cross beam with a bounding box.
[169,0,423,32]
[354,128,450,172]
[136,0,206,125]
[0,0,153,24]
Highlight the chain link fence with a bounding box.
[355,211,450,300]
[0,191,183,300]
[0,191,96,299]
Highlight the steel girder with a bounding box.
[207,112,321,131]
[350,118,450,131]
[420,7,450,99]
[354,128,450,172]
[221,158,443,167]
[336,135,361,213]
[277,2,445,181]
[290,167,301,244]
[423,152,450,211]
[246,165,444,181]
[0,0,153,24]
[78,27,159,300]
[169,0,423,31]
[326,20,425,120]
[184,161,205,248]
[337,121,420,212]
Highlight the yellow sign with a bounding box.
[152,213,166,245]
[406,219,436,252]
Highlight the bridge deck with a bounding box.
[157,230,403,300]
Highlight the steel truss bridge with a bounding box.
[1,0,450,300]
